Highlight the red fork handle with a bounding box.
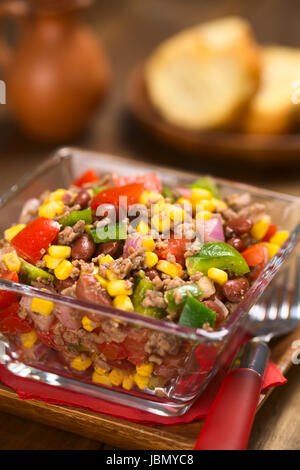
[194,368,263,450]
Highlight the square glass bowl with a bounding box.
[0,147,299,417]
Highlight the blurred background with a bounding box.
[1,0,300,196]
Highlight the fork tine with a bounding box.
[277,266,291,320]
[290,255,300,321]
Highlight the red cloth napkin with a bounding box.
[0,361,286,426]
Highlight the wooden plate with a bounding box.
[127,65,300,163]
[0,323,298,450]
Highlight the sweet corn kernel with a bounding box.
[21,330,37,349]
[107,280,133,297]
[31,297,54,316]
[191,188,212,201]
[48,245,71,259]
[43,254,64,270]
[195,210,212,221]
[54,260,73,280]
[113,295,134,312]
[142,237,156,252]
[38,201,64,219]
[176,197,192,206]
[109,369,124,386]
[3,251,21,273]
[151,214,171,233]
[106,269,119,281]
[139,190,163,205]
[145,252,158,268]
[99,254,114,265]
[4,224,26,242]
[167,205,186,222]
[134,372,149,390]
[207,267,228,286]
[71,355,92,371]
[270,231,289,247]
[48,189,66,202]
[264,242,280,259]
[212,198,228,210]
[136,221,149,236]
[122,373,134,391]
[194,199,216,213]
[95,274,108,288]
[251,216,271,241]
[156,260,183,278]
[92,371,112,386]
[136,363,154,377]
[82,315,100,332]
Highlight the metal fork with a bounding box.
[248,255,300,342]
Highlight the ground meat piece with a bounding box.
[93,356,111,372]
[144,331,182,357]
[161,276,185,290]
[155,238,168,250]
[197,275,216,299]
[55,204,81,221]
[142,290,167,309]
[109,257,132,279]
[129,246,146,270]
[52,322,66,346]
[238,203,266,223]
[152,275,163,290]
[226,193,251,211]
[17,306,28,320]
[218,208,238,222]
[184,239,201,258]
[36,259,46,268]
[174,290,183,305]
[57,220,85,245]
[72,259,95,274]
[148,354,163,365]
[202,322,214,332]
[29,311,55,332]
[62,330,79,345]
[101,319,128,343]
[166,253,176,263]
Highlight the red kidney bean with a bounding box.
[73,190,91,209]
[226,218,253,235]
[222,277,250,303]
[54,277,74,293]
[71,234,95,261]
[202,300,227,324]
[227,237,246,252]
[95,240,123,258]
[76,274,112,309]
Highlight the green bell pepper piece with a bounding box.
[164,283,203,312]
[20,259,54,283]
[88,223,127,244]
[186,242,249,276]
[162,185,175,202]
[179,297,216,329]
[60,207,92,227]
[188,176,220,198]
[132,278,166,319]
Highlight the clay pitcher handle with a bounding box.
[0,1,28,70]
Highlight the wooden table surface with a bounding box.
[0,0,300,450]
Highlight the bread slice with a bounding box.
[145,17,261,131]
[243,46,300,134]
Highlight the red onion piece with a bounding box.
[213,297,229,319]
[203,217,225,243]
[54,305,82,330]
[123,235,142,257]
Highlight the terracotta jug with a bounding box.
[0,0,111,142]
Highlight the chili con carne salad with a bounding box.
[0,169,289,392]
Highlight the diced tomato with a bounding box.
[262,224,278,242]
[36,321,58,349]
[123,328,149,366]
[11,217,60,264]
[0,270,19,308]
[90,183,144,212]
[72,169,99,187]
[105,358,136,372]
[112,173,162,193]
[155,234,189,267]
[0,301,33,335]
[241,243,268,267]
[97,341,128,361]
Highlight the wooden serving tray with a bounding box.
[127,65,300,163]
[0,323,298,450]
